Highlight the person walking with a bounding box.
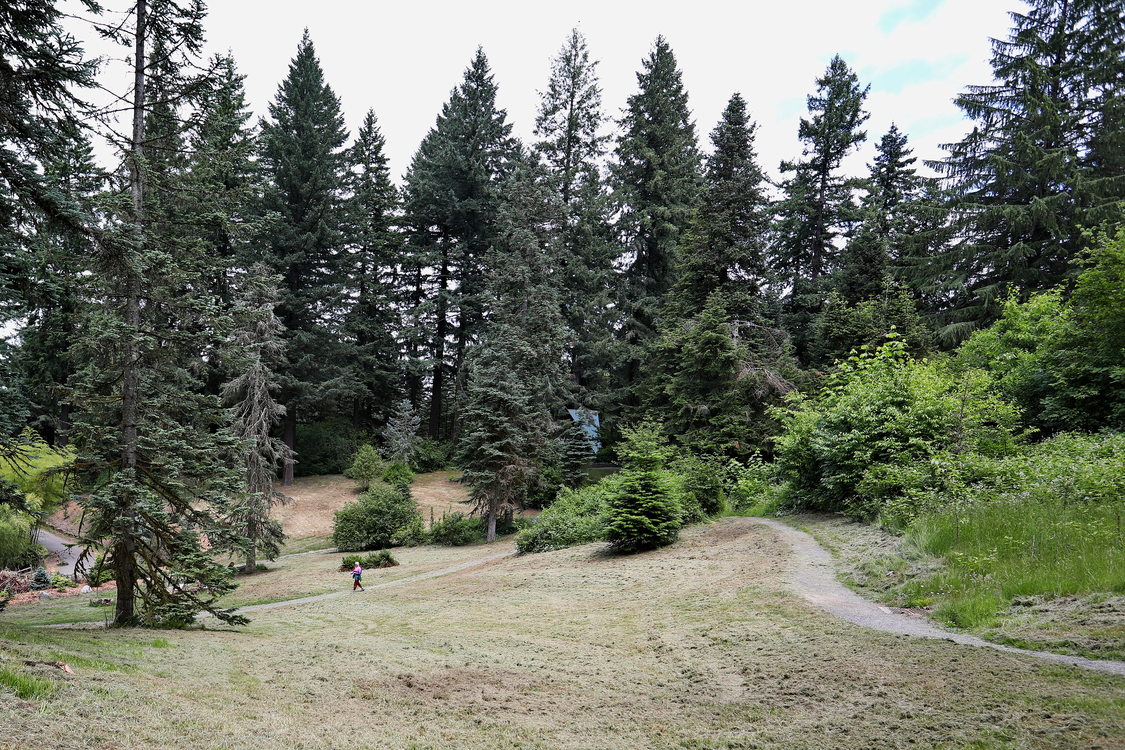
[351,561,364,592]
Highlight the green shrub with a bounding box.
[604,423,682,553]
[525,464,564,509]
[345,444,383,490]
[726,456,783,515]
[411,438,451,473]
[673,454,727,516]
[339,550,398,570]
[49,573,75,589]
[381,461,415,494]
[331,483,423,552]
[772,338,1019,523]
[427,512,484,546]
[0,507,36,570]
[294,417,357,476]
[85,554,114,587]
[515,476,621,553]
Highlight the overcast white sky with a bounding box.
[65,0,1019,183]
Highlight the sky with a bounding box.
[63,0,1021,183]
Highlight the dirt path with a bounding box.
[37,529,83,577]
[751,517,1125,677]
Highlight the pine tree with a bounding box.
[343,110,400,431]
[258,31,355,482]
[401,48,516,438]
[221,268,292,571]
[611,37,703,398]
[772,55,869,362]
[671,93,770,320]
[71,0,246,627]
[534,29,617,405]
[929,0,1125,341]
[382,399,421,464]
[605,423,680,552]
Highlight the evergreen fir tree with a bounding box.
[929,0,1125,341]
[70,0,247,627]
[671,92,770,320]
[534,29,617,406]
[772,55,869,362]
[343,110,401,431]
[401,48,516,438]
[382,399,421,464]
[258,31,355,482]
[605,423,680,552]
[610,37,703,398]
[221,267,293,571]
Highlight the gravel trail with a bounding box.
[750,517,1125,677]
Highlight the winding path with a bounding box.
[37,528,84,578]
[749,517,1125,677]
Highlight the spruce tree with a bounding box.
[258,31,355,482]
[382,399,421,464]
[343,110,400,430]
[221,268,292,571]
[401,48,516,437]
[611,37,703,398]
[772,55,869,362]
[605,423,680,553]
[930,0,1125,340]
[671,92,770,320]
[534,29,617,405]
[70,0,246,627]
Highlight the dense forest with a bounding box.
[1,0,1123,631]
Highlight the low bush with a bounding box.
[331,483,423,552]
[381,461,415,494]
[29,567,51,591]
[515,476,621,554]
[84,554,114,587]
[426,512,484,546]
[339,550,398,570]
[673,454,727,516]
[725,456,783,515]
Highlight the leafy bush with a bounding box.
[49,573,75,589]
[294,417,357,476]
[84,554,114,587]
[525,463,564,509]
[515,475,622,553]
[345,444,383,490]
[673,454,727,516]
[426,512,484,546]
[381,461,415,494]
[331,483,423,552]
[772,338,1019,523]
[411,438,451,473]
[0,507,37,570]
[725,456,783,515]
[339,550,398,570]
[605,423,682,553]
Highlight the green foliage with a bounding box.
[516,474,622,553]
[725,456,783,515]
[426,512,485,547]
[773,338,1019,522]
[902,434,1125,628]
[605,424,682,553]
[380,461,414,495]
[410,438,450,473]
[331,483,423,552]
[294,418,357,476]
[85,554,113,587]
[0,507,36,570]
[0,667,56,700]
[672,454,727,516]
[346,444,383,491]
[340,550,398,570]
[29,567,50,590]
[953,229,1125,434]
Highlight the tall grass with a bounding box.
[905,499,1125,628]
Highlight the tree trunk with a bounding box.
[115,0,147,628]
[282,409,296,486]
[429,243,450,439]
[485,507,497,543]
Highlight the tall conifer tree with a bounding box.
[611,36,702,400]
[929,0,1125,340]
[258,31,354,482]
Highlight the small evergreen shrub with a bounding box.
[345,444,383,490]
[339,550,398,570]
[604,423,682,553]
[29,567,51,591]
[427,512,484,546]
[332,483,423,551]
[381,461,415,494]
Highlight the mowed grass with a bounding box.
[1,518,1123,750]
[906,499,1125,629]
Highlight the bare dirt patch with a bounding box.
[271,474,360,539]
